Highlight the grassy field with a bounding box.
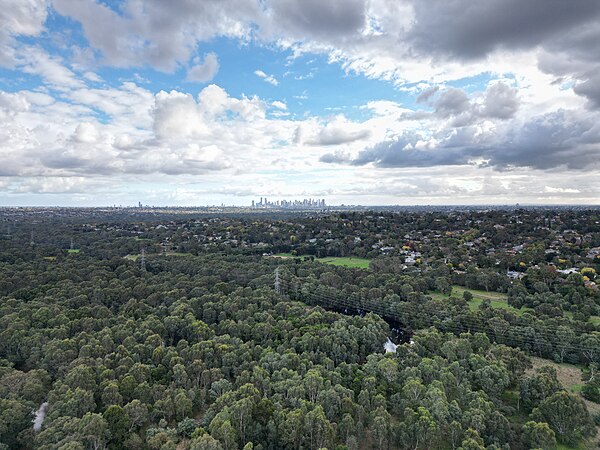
[272,253,371,269]
[124,254,139,261]
[317,256,371,269]
[67,249,80,253]
[430,285,522,313]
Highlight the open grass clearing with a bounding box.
[272,253,371,269]
[430,285,526,314]
[318,256,371,269]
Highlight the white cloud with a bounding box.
[0,0,48,66]
[186,52,220,83]
[3,0,600,204]
[52,0,259,71]
[254,69,279,86]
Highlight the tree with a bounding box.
[435,277,452,296]
[520,366,561,411]
[522,421,556,450]
[177,417,198,438]
[532,391,594,445]
[79,413,110,450]
[209,414,237,450]
[190,434,224,450]
[103,405,130,444]
[372,408,391,450]
[123,400,148,432]
[458,428,485,450]
[304,406,332,450]
[398,407,439,449]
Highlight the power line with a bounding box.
[274,267,281,295]
[276,277,600,357]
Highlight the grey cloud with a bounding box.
[407,83,519,124]
[352,133,471,168]
[326,110,600,171]
[416,86,439,104]
[319,150,351,164]
[267,0,366,39]
[434,88,470,117]
[306,127,370,146]
[409,0,600,60]
[573,73,600,110]
[405,0,600,110]
[52,0,260,71]
[481,82,519,119]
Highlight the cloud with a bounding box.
[19,46,84,89]
[416,86,439,103]
[408,0,600,60]
[71,122,99,143]
[254,69,279,86]
[265,0,366,39]
[298,116,371,146]
[52,0,259,71]
[186,53,220,83]
[573,72,600,109]
[0,91,30,119]
[434,88,470,117]
[481,82,519,119]
[0,82,303,182]
[271,100,287,110]
[325,109,600,171]
[404,83,520,128]
[0,0,48,66]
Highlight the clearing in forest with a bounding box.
[272,253,371,269]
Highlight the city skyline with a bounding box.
[1,1,599,206]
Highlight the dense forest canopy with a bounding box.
[0,207,599,449]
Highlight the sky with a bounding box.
[0,0,599,206]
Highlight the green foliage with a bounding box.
[520,366,562,411]
[1,209,599,449]
[522,421,557,450]
[532,391,594,445]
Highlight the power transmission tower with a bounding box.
[140,248,146,272]
[274,267,281,295]
[70,237,74,250]
[6,223,10,238]
[30,231,34,246]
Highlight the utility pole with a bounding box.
[140,248,146,272]
[274,267,281,295]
